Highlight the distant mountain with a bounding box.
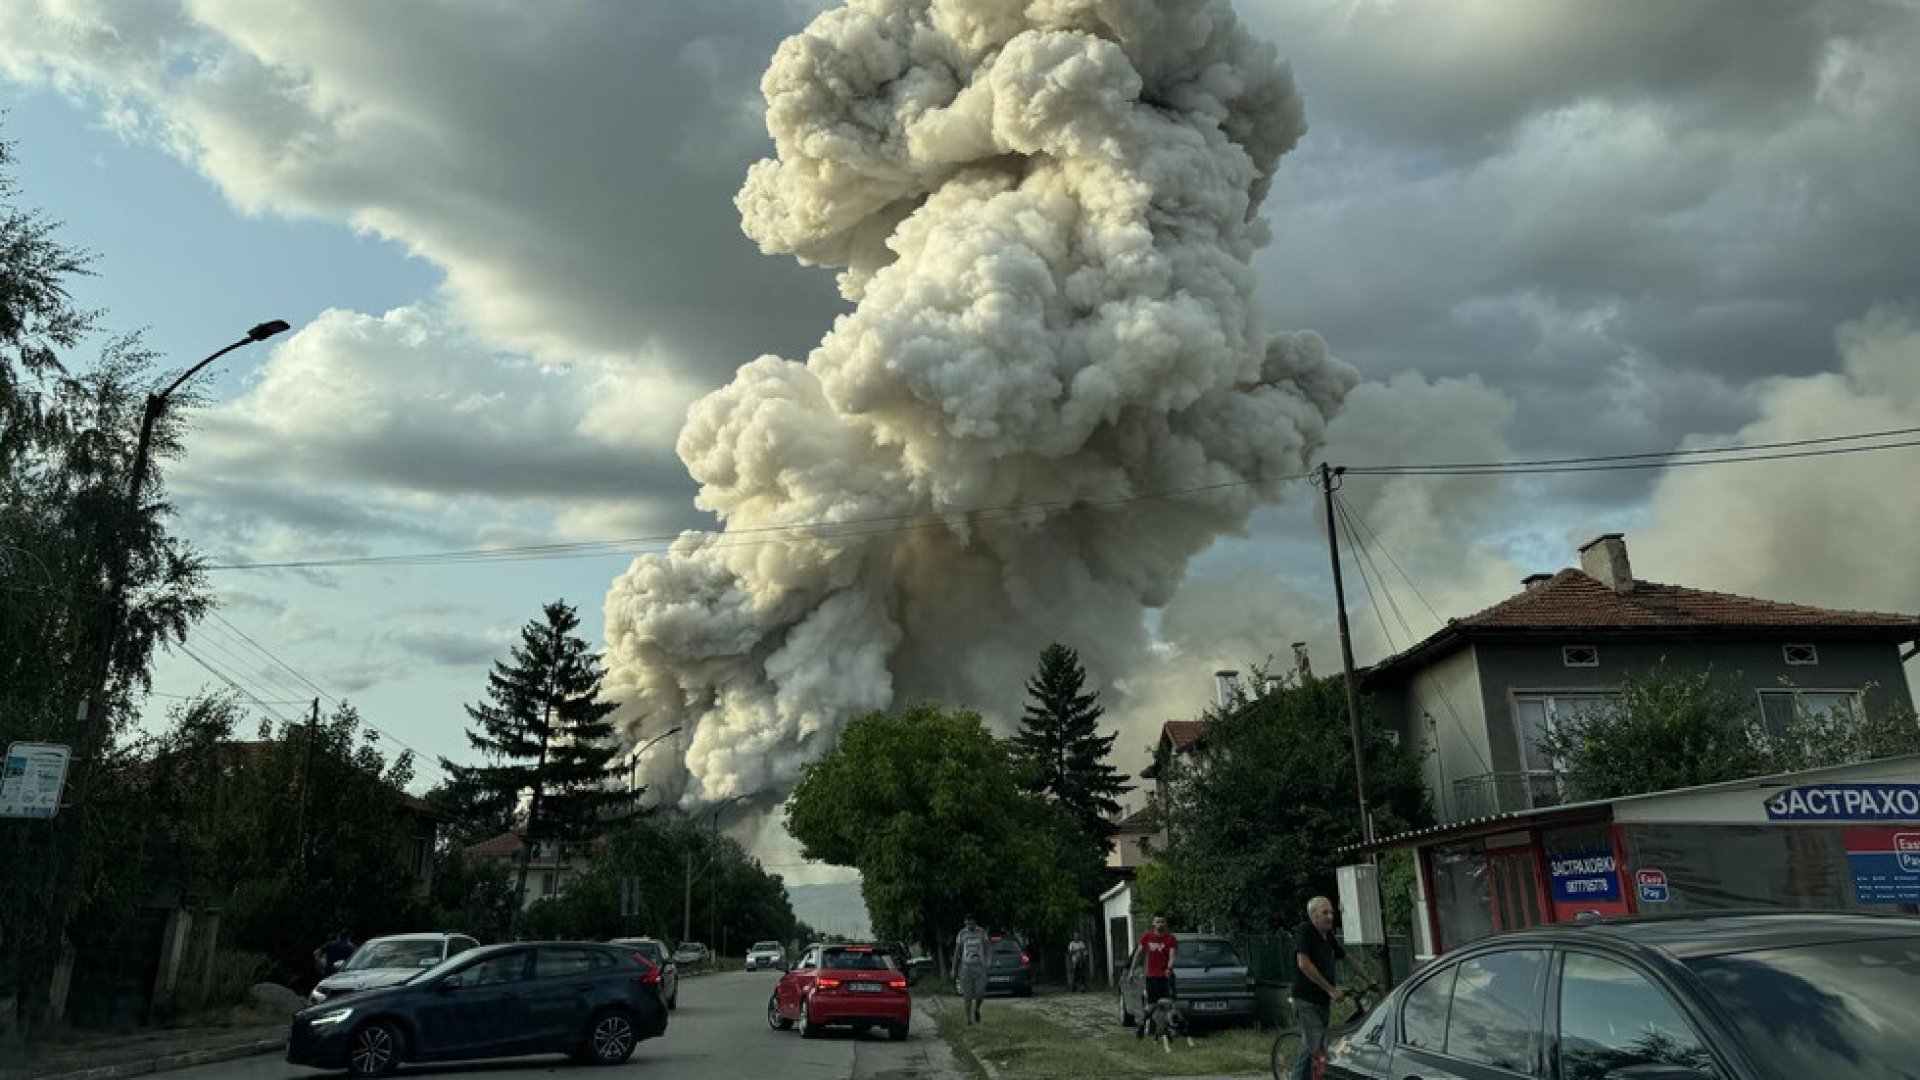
[786,883,872,940]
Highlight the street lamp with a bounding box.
[624,725,683,800]
[32,319,292,1028]
[685,794,751,946]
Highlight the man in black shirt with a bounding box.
[1289,897,1374,1080]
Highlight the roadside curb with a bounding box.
[25,1035,286,1080]
[908,1005,977,1080]
[921,1003,1000,1080]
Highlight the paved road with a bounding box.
[157,972,959,1080]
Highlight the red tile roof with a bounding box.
[1115,804,1163,831]
[1161,720,1208,753]
[1462,569,1920,631]
[1367,569,1920,681]
[467,831,523,858]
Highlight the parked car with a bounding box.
[746,941,786,971]
[309,933,481,1006]
[287,942,668,1078]
[1117,934,1255,1029]
[609,937,678,1010]
[671,941,709,967]
[1319,912,1920,1080]
[767,942,910,1040]
[983,935,1034,998]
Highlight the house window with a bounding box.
[1513,692,1620,775]
[1783,644,1819,666]
[1758,689,1860,738]
[540,871,558,897]
[1561,646,1600,668]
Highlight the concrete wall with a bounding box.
[1388,645,1495,825]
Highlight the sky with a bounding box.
[4,0,1919,861]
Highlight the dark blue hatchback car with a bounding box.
[1317,912,1920,1080]
[288,942,668,1077]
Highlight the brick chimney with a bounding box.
[1578,533,1635,593]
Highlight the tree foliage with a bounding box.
[441,601,621,914]
[0,131,212,1030]
[1160,674,1432,936]
[1539,666,1920,802]
[786,704,1082,952]
[1014,643,1131,897]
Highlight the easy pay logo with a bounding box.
[1897,833,1920,874]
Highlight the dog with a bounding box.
[1142,996,1195,1054]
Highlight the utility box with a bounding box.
[1337,863,1385,947]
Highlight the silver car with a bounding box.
[308,932,479,1006]
[1117,934,1257,1028]
[745,940,786,971]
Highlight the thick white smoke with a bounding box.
[603,0,1357,805]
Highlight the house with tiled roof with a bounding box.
[1363,534,1920,825]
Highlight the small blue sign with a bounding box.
[1548,849,1621,903]
[1764,784,1920,822]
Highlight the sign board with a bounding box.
[1844,828,1920,905]
[1,742,71,819]
[1548,848,1622,903]
[1635,869,1670,904]
[1764,784,1920,822]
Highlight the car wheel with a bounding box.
[767,994,793,1031]
[799,998,820,1040]
[580,1008,637,1066]
[345,1020,402,1079]
[888,1023,909,1042]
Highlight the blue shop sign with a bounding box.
[1763,784,1920,822]
[1547,848,1621,903]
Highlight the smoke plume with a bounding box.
[603,0,1356,806]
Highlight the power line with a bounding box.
[1345,423,1920,473]
[1347,435,1920,476]
[199,423,1920,574]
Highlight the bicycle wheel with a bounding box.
[1269,1027,1304,1080]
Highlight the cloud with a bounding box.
[386,625,507,668]
[1636,306,1920,617]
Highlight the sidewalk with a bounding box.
[1,1019,288,1080]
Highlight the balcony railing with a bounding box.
[1450,771,1565,822]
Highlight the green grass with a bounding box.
[927,996,1270,1080]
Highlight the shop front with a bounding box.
[1365,754,1920,959]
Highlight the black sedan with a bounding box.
[288,942,668,1077]
[1317,912,1920,1080]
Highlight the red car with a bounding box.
[766,943,911,1041]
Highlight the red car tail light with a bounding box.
[632,955,662,985]
[1020,954,1030,966]
[887,978,907,989]
[817,978,842,989]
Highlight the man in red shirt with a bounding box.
[1127,914,1179,1038]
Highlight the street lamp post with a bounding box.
[29,320,290,1028]
[685,794,749,946]
[623,726,683,806]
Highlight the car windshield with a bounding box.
[629,942,665,962]
[823,948,896,971]
[1686,935,1920,1079]
[678,942,704,952]
[1178,940,1242,968]
[344,939,443,971]
[753,941,781,951]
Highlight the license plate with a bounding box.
[1193,1000,1229,1011]
[847,982,883,992]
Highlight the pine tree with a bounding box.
[442,601,622,922]
[1014,643,1132,846]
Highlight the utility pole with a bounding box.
[509,691,556,939]
[683,848,694,944]
[1318,463,1393,988]
[27,320,288,1030]
[294,698,320,871]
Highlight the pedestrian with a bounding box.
[952,914,992,1024]
[314,928,355,977]
[1067,932,1090,992]
[1290,896,1376,1080]
[1127,913,1178,1039]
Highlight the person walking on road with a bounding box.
[1127,914,1178,1038]
[953,914,992,1024]
[1067,932,1090,992]
[1290,896,1376,1080]
[314,929,355,977]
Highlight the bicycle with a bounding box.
[1268,985,1377,1080]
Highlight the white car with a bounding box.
[745,941,786,970]
[308,932,479,1006]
